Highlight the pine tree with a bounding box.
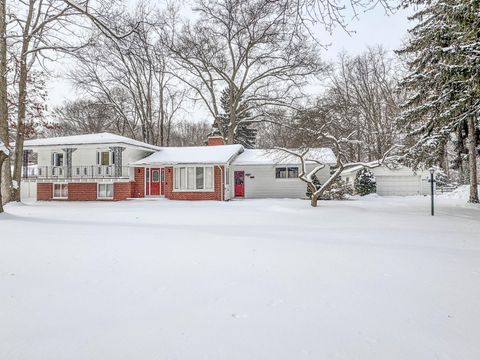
[212,88,257,148]
[354,168,376,196]
[398,0,479,203]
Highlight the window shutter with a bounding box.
[51,153,55,166]
[96,152,100,165]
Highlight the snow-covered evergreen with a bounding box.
[212,88,257,149]
[354,168,376,196]
[398,0,479,202]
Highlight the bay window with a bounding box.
[174,166,214,191]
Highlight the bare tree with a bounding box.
[0,141,8,212]
[0,0,11,207]
[69,2,186,146]
[277,127,398,207]
[7,0,87,201]
[50,99,117,136]
[162,0,326,144]
[168,119,212,146]
[323,47,402,161]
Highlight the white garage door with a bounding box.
[376,176,421,196]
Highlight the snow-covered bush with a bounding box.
[320,177,354,200]
[354,168,376,196]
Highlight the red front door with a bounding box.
[146,168,163,196]
[150,168,161,195]
[234,171,245,197]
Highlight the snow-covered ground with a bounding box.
[1,195,479,360]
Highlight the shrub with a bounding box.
[320,177,354,200]
[354,168,376,196]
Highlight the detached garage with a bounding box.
[341,165,430,196]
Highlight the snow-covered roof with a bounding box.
[23,132,161,151]
[231,148,336,165]
[131,144,244,165]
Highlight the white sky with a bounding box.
[46,3,413,109]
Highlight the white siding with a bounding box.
[230,164,331,199]
[20,180,37,201]
[341,166,431,196]
[35,145,152,168]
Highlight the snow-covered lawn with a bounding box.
[1,196,479,360]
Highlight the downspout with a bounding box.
[217,165,224,201]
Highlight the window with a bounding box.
[152,170,159,182]
[287,167,299,178]
[52,152,64,167]
[174,166,214,191]
[53,183,68,198]
[97,151,112,166]
[196,167,204,189]
[98,183,113,199]
[275,166,299,179]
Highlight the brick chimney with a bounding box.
[207,135,225,146]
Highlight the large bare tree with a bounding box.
[277,124,399,207]
[69,2,186,146]
[162,0,327,144]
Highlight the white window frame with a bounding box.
[52,152,64,167]
[275,166,299,180]
[97,183,114,199]
[173,166,215,192]
[52,183,68,199]
[96,150,114,166]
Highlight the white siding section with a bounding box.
[230,164,331,199]
[20,180,37,201]
[341,166,431,196]
[35,145,152,168]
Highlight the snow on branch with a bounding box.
[0,141,10,156]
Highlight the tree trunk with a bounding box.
[310,194,318,207]
[467,116,479,203]
[0,153,6,212]
[1,158,12,204]
[0,0,11,205]
[11,0,35,202]
[12,54,29,202]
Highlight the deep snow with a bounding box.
[1,196,479,360]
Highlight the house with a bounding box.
[341,165,431,196]
[22,133,160,201]
[21,133,337,201]
[230,148,335,199]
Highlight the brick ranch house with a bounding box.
[21,133,336,201]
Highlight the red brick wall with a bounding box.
[207,136,225,146]
[113,182,132,201]
[164,166,224,201]
[131,167,145,198]
[37,183,53,200]
[68,183,97,201]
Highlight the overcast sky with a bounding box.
[46,3,413,109]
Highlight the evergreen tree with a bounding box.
[398,0,479,202]
[354,168,376,196]
[212,88,257,148]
